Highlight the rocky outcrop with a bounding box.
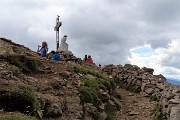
[102,64,180,120]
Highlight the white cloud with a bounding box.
[128,39,180,79]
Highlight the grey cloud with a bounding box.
[161,52,180,69]
[139,0,180,24]
[147,38,171,49]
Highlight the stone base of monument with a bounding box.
[58,50,81,64]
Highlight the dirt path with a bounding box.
[115,88,157,120]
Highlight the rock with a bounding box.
[84,103,97,113]
[46,103,62,117]
[129,93,133,96]
[141,83,146,91]
[108,100,116,107]
[169,99,180,104]
[144,88,154,95]
[170,107,180,120]
[128,111,139,116]
[111,96,122,110]
[98,90,110,102]
[59,71,72,78]
[99,103,105,111]
[98,112,108,120]
[136,80,142,86]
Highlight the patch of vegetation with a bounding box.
[9,66,21,76]
[151,104,164,120]
[105,103,115,120]
[150,94,159,101]
[80,76,115,105]
[0,85,39,116]
[68,65,107,79]
[118,81,141,93]
[69,65,115,104]
[0,115,36,120]
[7,54,41,73]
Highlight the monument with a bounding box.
[57,35,72,54]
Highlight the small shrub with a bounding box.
[151,104,164,120]
[150,95,159,101]
[80,86,99,104]
[9,66,21,76]
[7,55,41,73]
[118,81,140,93]
[105,103,115,120]
[0,114,36,120]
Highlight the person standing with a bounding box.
[83,55,87,62]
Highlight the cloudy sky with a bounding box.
[1,0,180,80]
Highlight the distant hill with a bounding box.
[166,78,180,85]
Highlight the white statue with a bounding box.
[58,35,69,52]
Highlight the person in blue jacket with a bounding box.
[51,51,60,61]
[37,41,48,57]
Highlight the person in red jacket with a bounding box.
[85,55,93,63]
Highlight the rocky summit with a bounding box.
[0,38,179,120]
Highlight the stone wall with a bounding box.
[102,64,180,120]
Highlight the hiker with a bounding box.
[37,41,48,57]
[85,55,93,64]
[97,64,101,69]
[83,55,87,62]
[51,51,60,61]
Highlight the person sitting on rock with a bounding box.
[51,51,60,61]
[85,55,93,64]
[37,41,48,57]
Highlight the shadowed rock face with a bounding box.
[0,91,33,114]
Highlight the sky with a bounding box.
[0,0,180,80]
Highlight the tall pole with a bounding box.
[54,15,62,51]
[56,16,59,51]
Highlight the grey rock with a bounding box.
[169,99,180,104]
[144,88,154,95]
[170,107,180,120]
[46,103,62,117]
[98,112,108,120]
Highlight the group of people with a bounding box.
[83,55,94,64]
[37,41,60,61]
[37,41,102,69]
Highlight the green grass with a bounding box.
[151,104,164,120]
[105,103,115,120]
[9,66,21,76]
[150,94,159,101]
[0,115,36,120]
[118,81,141,93]
[7,54,41,73]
